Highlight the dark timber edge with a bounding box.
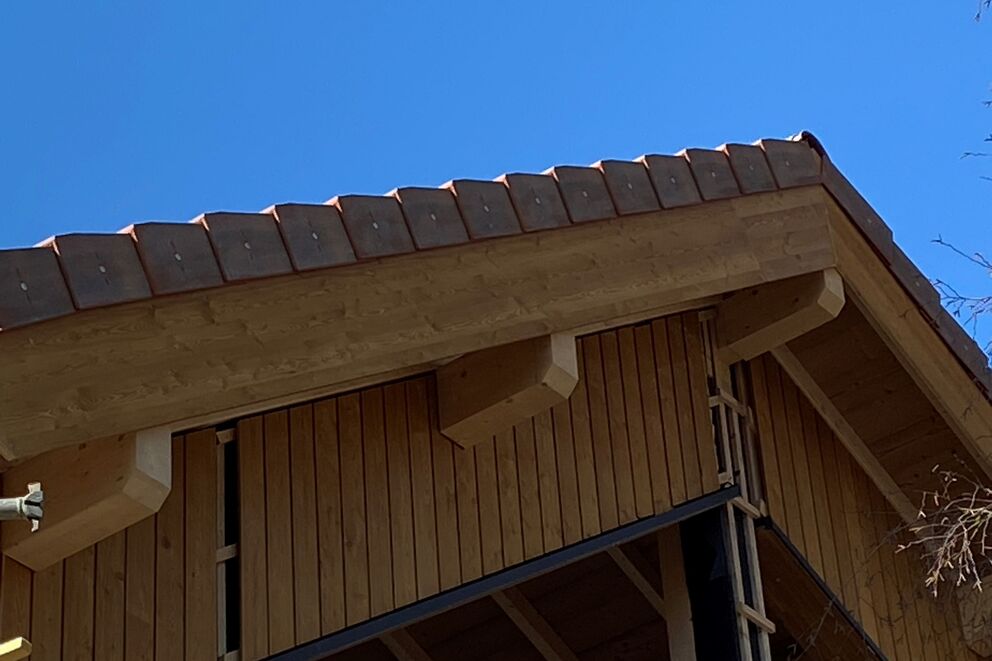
[756,518,888,661]
[268,485,740,660]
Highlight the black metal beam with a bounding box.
[267,485,740,661]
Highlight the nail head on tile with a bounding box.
[98,264,107,274]
[19,281,28,292]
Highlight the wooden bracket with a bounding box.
[716,268,845,364]
[0,638,31,661]
[437,334,578,447]
[493,587,578,661]
[1,427,171,571]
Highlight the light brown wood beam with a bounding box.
[771,346,918,525]
[437,334,577,447]
[0,638,31,661]
[716,268,845,364]
[607,545,666,618]
[0,187,836,460]
[381,629,433,661]
[1,427,171,570]
[827,198,992,481]
[493,587,578,661]
[658,525,697,661]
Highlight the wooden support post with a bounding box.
[381,629,433,661]
[658,525,697,661]
[1,427,171,571]
[437,334,578,447]
[493,587,578,661]
[771,346,918,525]
[716,268,844,364]
[607,546,666,618]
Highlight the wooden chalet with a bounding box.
[0,133,990,660]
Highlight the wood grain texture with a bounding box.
[62,547,96,661]
[185,428,217,661]
[264,411,296,652]
[238,416,269,657]
[290,404,322,642]
[1,187,836,460]
[156,436,186,661]
[94,531,126,661]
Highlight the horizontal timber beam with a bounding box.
[493,587,578,661]
[716,268,845,364]
[1,428,171,570]
[438,334,577,447]
[0,187,835,460]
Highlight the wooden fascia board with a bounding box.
[826,198,992,481]
[0,186,836,460]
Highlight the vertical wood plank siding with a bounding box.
[0,314,982,660]
[750,354,980,661]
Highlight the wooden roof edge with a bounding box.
[1,133,987,398]
[793,130,992,396]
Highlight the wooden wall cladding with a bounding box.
[0,430,217,661]
[0,311,719,660]
[235,311,719,659]
[750,354,980,661]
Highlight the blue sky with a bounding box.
[2,2,991,341]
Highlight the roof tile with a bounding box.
[198,212,294,281]
[546,166,616,223]
[639,155,702,209]
[757,139,822,188]
[596,160,660,215]
[392,187,469,249]
[722,144,777,194]
[445,180,521,239]
[0,247,75,329]
[52,233,152,309]
[270,204,357,271]
[498,173,569,232]
[333,195,415,259]
[128,222,224,295]
[682,149,741,200]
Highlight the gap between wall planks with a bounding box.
[231,311,720,659]
[0,310,718,661]
[749,354,978,661]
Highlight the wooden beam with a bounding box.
[607,546,666,618]
[0,187,836,460]
[771,346,918,525]
[0,638,31,661]
[657,525,697,661]
[716,268,845,364]
[493,587,578,661]
[1,428,171,571]
[827,198,992,481]
[437,334,577,447]
[381,629,433,661]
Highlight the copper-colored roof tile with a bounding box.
[498,173,569,232]
[392,187,469,249]
[681,149,741,201]
[270,204,357,271]
[0,247,75,329]
[596,160,660,215]
[722,144,777,194]
[546,165,616,223]
[52,233,152,309]
[757,139,822,188]
[639,155,702,209]
[198,212,294,281]
[334,195,414,259]
[128,222,224,295]
[445,180,521,239]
